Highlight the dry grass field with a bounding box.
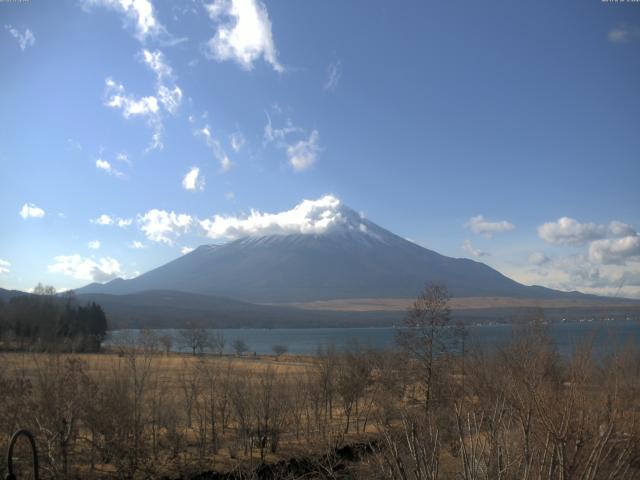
[2,319,640,479]
[284,296,640,312]
[0,346,385,479]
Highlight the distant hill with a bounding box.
[73,290,640,329]
[75,290,400,329]
[0,287,28,303]
[3,287,637,329]
[75,204,604,303]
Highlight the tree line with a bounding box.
[0,284,108,352]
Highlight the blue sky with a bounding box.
[1,0,639,297]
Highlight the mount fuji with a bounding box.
[76,199,590,304]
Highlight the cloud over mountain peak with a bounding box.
[199,195,360,239]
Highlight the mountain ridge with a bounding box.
[75,204,612,303]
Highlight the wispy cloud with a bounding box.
[230,131,245,152]
[195,125,233,172]
[104,77,163,150]
[528,252,550,266]
[205,0,283,72]
[141,49,183,114]
[129,240,145,249]
[462,240,489,258]
[608,24,640,44]
[287,130,320,171]
[263,114,302,144]
[465,215,514,238]
[5,25,35,51]
[104,49,182,151]
[88,240,101,250]
[324,60,341,91]
[114,152,133,167]
[263,113,321,171]
[0,259,10,274]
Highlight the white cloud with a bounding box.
[264,115,321,171]
[19,203,45,219]
[462,240,489,258]
[324,60,341,91]
[116,152,131,164]
[507,252,640,299]
[287,130,320,172]
[608,25,640,44]
[589,236,640,265]
[505,215,640,297]
[139,49,183,113]
[105,78,160,118]
[129,240,145,249]
[157,85,183,114]
[199,195,350,239]
[90,214,132,227]
[263,114,302,143]
[96,158,124,177]
[219,155,232,171]
[81,0,163,41]
[48,254,122,282]
[528,252,550,266]
[91,214,114,226]
[5,25,35,51]
[230,131,245,152]
[104,50,181,151]
[538,217,608,245]
[224,191,235,200]
[205,0,283,72]
[67,138,83,152]
[465,215,514,238]
[141,48,172,79]
[0,259,10,274]
[138,209,193,245]
[196,125,233,172]
[88,240,101,250]
[181,246,195,255]
[609,220,637,238]
[182,166,205,191]
[104,78,163,150]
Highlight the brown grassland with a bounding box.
[1,321,640,479]
[285,297,640,312]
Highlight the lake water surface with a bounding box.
[108,319,640,357]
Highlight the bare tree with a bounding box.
[179,326,210,355]
[159,335,173,355]
[396,283,451,413]
[139,329,158,354]
[272,344,288,360]
[211,331,225,356]
[232,338,248,356]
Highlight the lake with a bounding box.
[107,319,640,357]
